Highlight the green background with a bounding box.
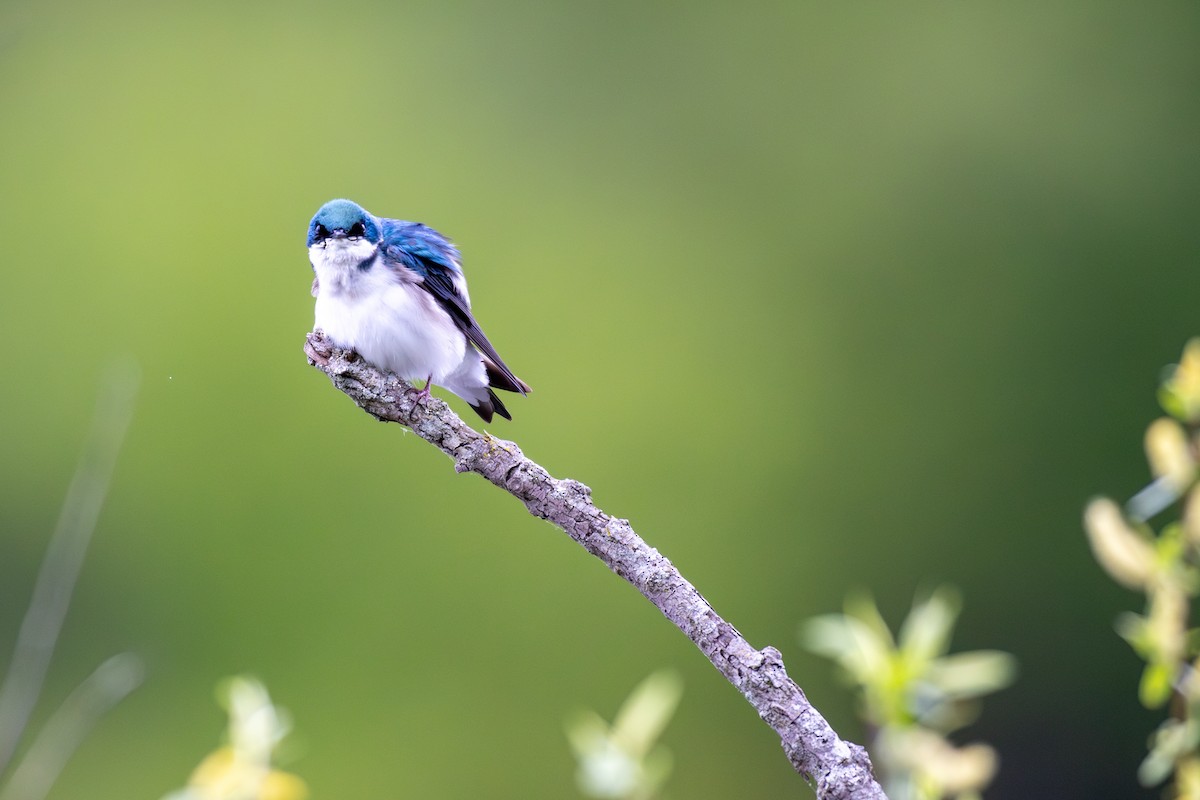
[1,2,1196,798]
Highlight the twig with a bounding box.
[304,331,886,800]
[0,654,143,800]
[0,360,139,778]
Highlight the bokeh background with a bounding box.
[1,2,1198,798]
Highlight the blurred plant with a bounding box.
[800,587,1016,800]
[162,676,307,800]
[1084,338,1200,795]
[565,669,682,800]
[0,362,143,800]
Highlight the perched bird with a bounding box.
[307,199,529,422]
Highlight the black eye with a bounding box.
[315,224,330,241]
[348,222,366,238]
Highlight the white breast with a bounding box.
[310,243,466,383]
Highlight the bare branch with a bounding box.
[304,331,886,800]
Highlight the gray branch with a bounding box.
[304,330,886,800]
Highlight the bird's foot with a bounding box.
[412,376,434,411]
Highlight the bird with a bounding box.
[307,199,530,422]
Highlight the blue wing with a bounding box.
[380,219,528,395]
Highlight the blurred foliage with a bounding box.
[2,1,1200,797]
[1085,340,1200,797]
[565,670,681,800]
[0,370,142,800]
[163,677,306,800]
[802,588,1015,800]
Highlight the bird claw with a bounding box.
[304,335,331,367]
[411,376,434,411]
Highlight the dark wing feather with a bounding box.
[381,220,529,396]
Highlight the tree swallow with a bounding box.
[307,199,530,422]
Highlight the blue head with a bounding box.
[307,199,382,248]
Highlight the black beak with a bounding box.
[330,228,349,240]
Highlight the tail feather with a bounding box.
[469,388,511,423]
[484,359,531,395]
[463,358,527,422]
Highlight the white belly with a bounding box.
[313,254,466,383]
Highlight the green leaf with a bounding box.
[800,614,893,684]
[925,650,1017,699]
[611,670,682,758]
[1139,661,1175,709]
[1115,612,1152,656]
[845,593,897,649]
[898,587,961,667]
